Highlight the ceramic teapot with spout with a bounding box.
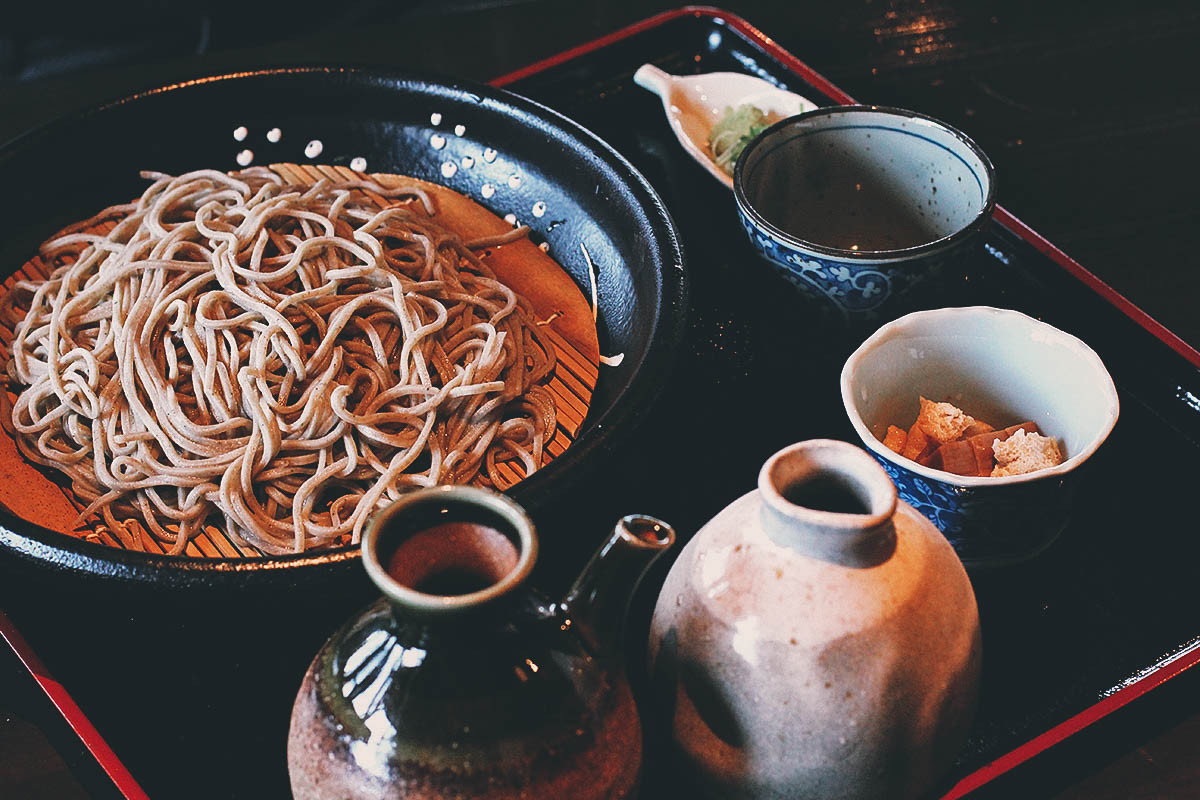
[287,485,674,800]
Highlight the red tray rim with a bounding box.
[4,6,1200,799]
[492,5,1200,377]
[496,7,1200,797]
[0,609,151,799]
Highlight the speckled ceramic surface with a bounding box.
[288,486,673,800]
[733,106,995,318]
[648,440,980,799]
[841,306,1120,566]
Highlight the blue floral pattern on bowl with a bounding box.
[732,106,996,319]
[736,207,964,318]
[872,453,1078,567]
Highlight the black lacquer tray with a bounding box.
[4,7,1200,799]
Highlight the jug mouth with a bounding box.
[362,486,537,616]
[759,439,897,532]
[617,514,675,548]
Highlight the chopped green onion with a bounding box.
[708,104,770,176]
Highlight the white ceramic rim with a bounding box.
[743,217,968,265]
[758,438,898,526]
[734,105,997,261]
[839,306,1120,487]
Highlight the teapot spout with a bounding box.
[562,515,675,658]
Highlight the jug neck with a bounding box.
[561,515,675,658]
[758,439,898,567]
[361,485,538,623]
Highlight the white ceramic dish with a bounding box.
[840,306,1119,565]
[842,306,1119,483]
[633,64,816,188]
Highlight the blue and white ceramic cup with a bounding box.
[840,307,1119,567]
[733,106,995,318]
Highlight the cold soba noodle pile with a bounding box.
[0,168,558,555]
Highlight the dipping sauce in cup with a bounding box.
[733,105,995,318]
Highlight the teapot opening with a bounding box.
[385,520,521,597]
[362,487,538,612]
[621,514,675,546]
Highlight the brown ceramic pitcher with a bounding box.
[287,485,674,800]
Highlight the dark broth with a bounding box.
[774,175,945,251]
[414,567,495,596]
[749,133,959,252]
[379,500,521,596]
[782,475,870,514]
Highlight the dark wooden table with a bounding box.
[2,1,1198,797]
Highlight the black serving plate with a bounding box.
[4,8,1200,799]
[0,67,686,589]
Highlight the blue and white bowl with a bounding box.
[733,106,995,318]
[840,307,1119,566]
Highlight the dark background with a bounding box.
[2,1,1198,798]
[1,0,1196,352]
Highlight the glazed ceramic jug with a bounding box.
[648,439,980,799]
[288,485,674,800]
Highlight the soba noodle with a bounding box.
[0,168,557,555]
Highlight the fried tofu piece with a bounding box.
[968,421,1042,475]
[967,421,1039,459]
[882,425,908,454]
[881,395,1058,479]
[901,422,938,464]
[916,396,976,444]
[991,428,1063,477]
[962,419,995,438]
[930,420,1042,476]
[929,439,981,476]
